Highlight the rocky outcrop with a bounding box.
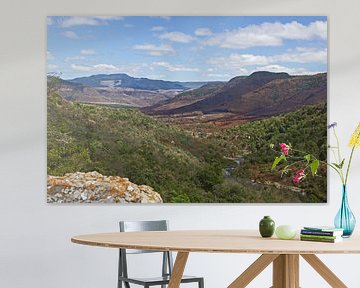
[47,171,163,203]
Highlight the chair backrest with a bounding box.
[119,220,169,254]
[118,220,173,282]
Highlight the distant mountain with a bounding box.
[52,78,180,107]
[143,81,226,114]
[226,73,327,117]
[145,71,327,119]
[55,78,110,102]
[69,73,187,90]
[177,81,213,89]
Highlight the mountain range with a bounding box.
[54,78,179,107]
[53,73,211,107]
[52,71,327,121]
[68,73,208,90]
[144,71,327,119]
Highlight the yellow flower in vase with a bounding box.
[349,122,360,148]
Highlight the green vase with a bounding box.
[259,216,275,237]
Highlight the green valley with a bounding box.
[48,92,227,203]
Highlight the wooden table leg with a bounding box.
[301,254,347,288]
[168,252,189,288]
[273,254,299,288]
[228,254,279,288]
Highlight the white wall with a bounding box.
[1,0,360,287]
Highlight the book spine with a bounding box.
[301,230,336,236]
[300,237,337,243]
[300,234,337,240]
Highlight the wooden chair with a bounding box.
[118,220,204,288]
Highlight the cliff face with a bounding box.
[47,171,163,203]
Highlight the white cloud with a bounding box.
[207,47,326,77]
[71,64,121,73]
[133,44,175,56]
[80,49,96,55]
[205,20,327,49]
[47,51,55,60]
[208,48,327,71]
[63,31,79,39]
[275,47,327,64]
[151,26,165,32]
[65,56,86,62]
[47,64,59,70]
[60,16,123,28]
[209,54,270,67]
[194,28,212,36]
[253,64,321,75]
[152,61,199,72]
[70,63,151,76]
[308,21,327,40]
[159,32,195,43]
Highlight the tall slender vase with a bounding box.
[334,185,356,237]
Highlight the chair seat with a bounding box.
[119,274,203,286]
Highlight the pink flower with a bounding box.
[279,143,289,155]
[293,170,305,184]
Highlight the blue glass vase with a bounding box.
[334,185,356,237]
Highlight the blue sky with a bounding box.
[47,16,327,81]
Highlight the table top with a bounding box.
[71,230,360,254]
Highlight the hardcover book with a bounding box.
[300,236,343,243]
[301,228,343,237]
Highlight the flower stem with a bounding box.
[333,127,342,163]
[332,127,346,183]
[345,145,356,185]
[325,162,344,183]
[345,129,360,185]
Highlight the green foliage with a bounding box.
[212,103,327,203]
[272,155,286,170]
[48,88,327,203]
[310,159,320,176]
[170,194,191,203]
[48,92,225,203]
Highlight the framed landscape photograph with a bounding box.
[47,16,327,204]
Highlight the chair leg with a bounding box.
[199,278,204,288]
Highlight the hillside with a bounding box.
[48,85,327,202]
[211,103,327,203]
[47,91,227,203]
[54,78,180,107]
[144,81,226,114]
[226,73,326,117]
[146,72,327,120]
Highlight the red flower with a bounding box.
[279,143,289,155]
[293,169,305,184]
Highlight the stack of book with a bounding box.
[300,226,344,243]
